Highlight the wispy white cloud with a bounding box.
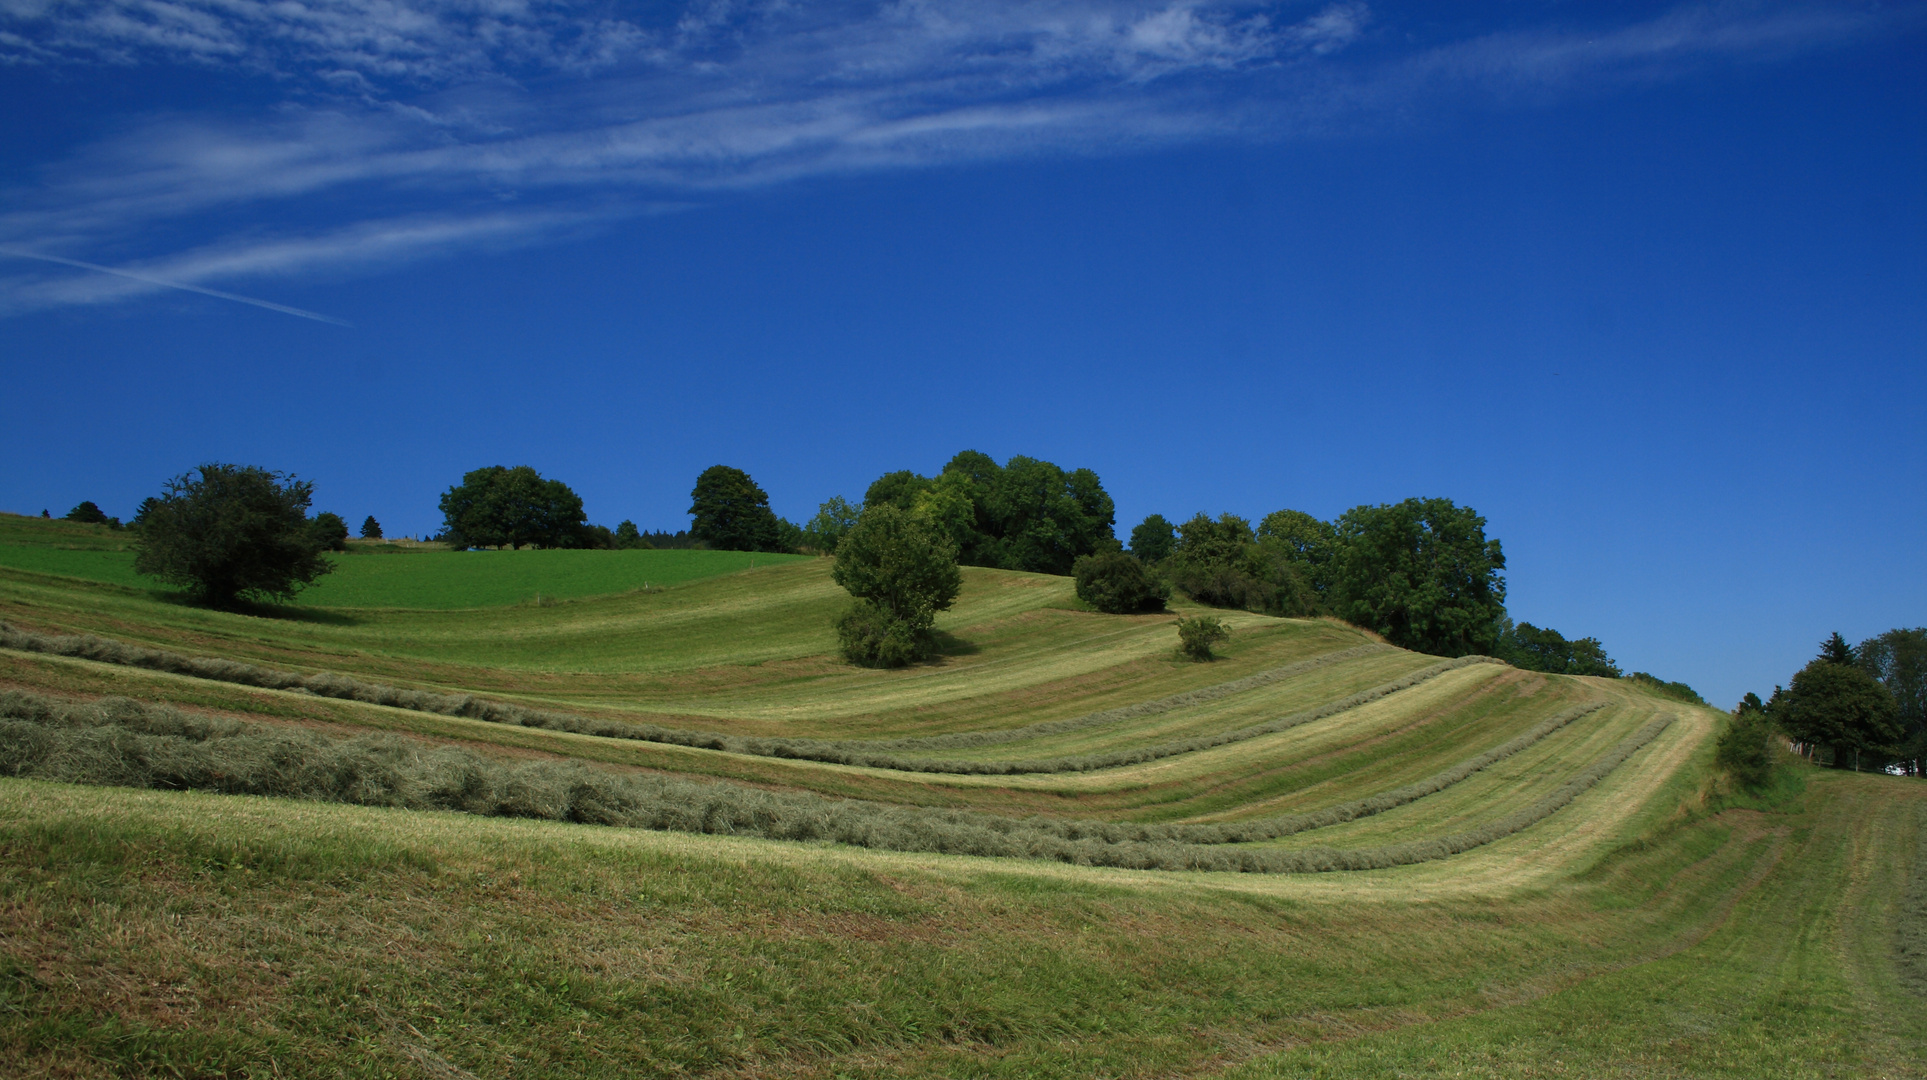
[0,244,351,321]
[0,0,1917,319]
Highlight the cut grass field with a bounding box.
[0,511,1921,1077]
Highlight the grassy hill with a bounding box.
[0,512,1921,1078]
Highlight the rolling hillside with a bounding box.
[0,514,1921,1078]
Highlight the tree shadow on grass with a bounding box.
[151,590,362,626]
[927,631,980,660]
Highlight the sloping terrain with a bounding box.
[0,515,1921,1078]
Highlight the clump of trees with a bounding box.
[1127,497,1507,658]
[1745,630,1922,775]
[831,504,962,667]
[439,465,588,549]
[132,464,335,608]
[1493,619,1621,677]
[861,451,1117,575]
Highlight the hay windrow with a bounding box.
[0,624,1487,774]
[0,688,1650,873]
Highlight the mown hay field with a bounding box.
[0,513,1921,1078]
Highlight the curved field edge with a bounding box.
[2,768,1921,1079]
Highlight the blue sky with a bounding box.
[1,0,1922,706]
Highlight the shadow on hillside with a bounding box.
[926,631,981,661]
[152,591,363,626]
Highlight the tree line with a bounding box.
[1720,630,1926,782]
[66,455,1674,690]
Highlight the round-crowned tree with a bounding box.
[1777,658,1903,769]
[439,465,588,549]
[133,464,334,608]
[689,465,788,553]
[309,512,350,552]
[831,504,962,667]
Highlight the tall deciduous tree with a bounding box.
[1776,658,1903,770]
[1857,627,1927,776]
[1327,498,1506,657]
[439,466,588,549]
[688,465,787,553]
[133,464,334,607]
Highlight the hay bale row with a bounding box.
[0,690,1666,874]
[0,623,1480,775]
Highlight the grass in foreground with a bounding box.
[0,767,1919,1079]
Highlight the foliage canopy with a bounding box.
[132,463,334,607]
[1327,498,1507,657]
[861,451,1117,575]
[830,504,962,666]
[1776,658,1903,768]
[1072,551,1168,614]
[689,465,789,553]
[439,466,588,550]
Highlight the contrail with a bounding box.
[0,246,351,326]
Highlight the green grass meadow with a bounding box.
[0,510,1922,1078]
[0,512,810,609]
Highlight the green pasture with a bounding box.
[0,767,1919,1080]
[0,512,808,610]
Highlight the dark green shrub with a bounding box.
[1627,672,1706,705]
[1162,513,1318,617]
[1496,620,1621,677]
[834,601,931,668]
[1177,615,1229,661]
[1715,706,1775,789]
[1072,551,1168,614]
